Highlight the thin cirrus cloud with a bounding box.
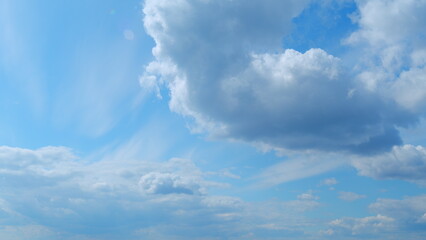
[322,178,338,186]
[141,0,419,155]
[254,151,344,187]
[338,191,366,202]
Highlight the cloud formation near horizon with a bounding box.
[0,145,324,239]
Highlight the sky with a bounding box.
[0,0,426,239]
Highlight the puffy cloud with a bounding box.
[352,144,426,185]
[321,178,338,186]
[370,195,426,229]
[0,146,78,188]
[0,145,76,168]
[348,0,426,47]
[348,0,426,114]
[142,0,417,154]
[338,191,366,202]
[325,215,395,237]
[139,172,205,195]
[0,146,213,238]
[391,67,426,112]
[324,195,426,239]
[0,145,323,239]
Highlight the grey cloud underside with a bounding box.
[353,145,426,184]
[142,0,419,154]
[139,172,204,195]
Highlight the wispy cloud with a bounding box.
[254,152,345,187]
[338,191,366,202]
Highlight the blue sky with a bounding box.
[1,0,426,239]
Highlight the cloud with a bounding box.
[0,145,323,239]
[139,172,205,195]
[338,191,366,202]
[391,67,426,112]
[347,0,426,114]
[0,146,78,188]
[352,144,426,185]
[321,178,338,186]
[297,191,319,201]
[348,0,426,49]
[324,215,395,237]
[0,225,57,240]
[254,152,344,187]
[142,0,417,155]
[369,195,426,230]
[324,195,426,239]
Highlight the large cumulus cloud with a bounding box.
[348,0,426,114]
[141,0,418,154]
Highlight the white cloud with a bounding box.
[348,0,426,47]
[142,0,417,155]
[391,67,426,112]
[338,191,366,202]
[325,214,395,236]
[0,145,323,239]
[321,178,338,186]
[352,144,426,185]
[347,0,426,114]
[297,191,319,201]
[323,194,426,238]
[139,172,205,195]
[0,146,78,184]
[370,195,426,228]
[254,152,345,187]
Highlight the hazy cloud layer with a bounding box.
[325,214,395,237]
[370,195,426,230]
[0,145,322,239]
[338,191,366,202]
[325,195,426,239]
